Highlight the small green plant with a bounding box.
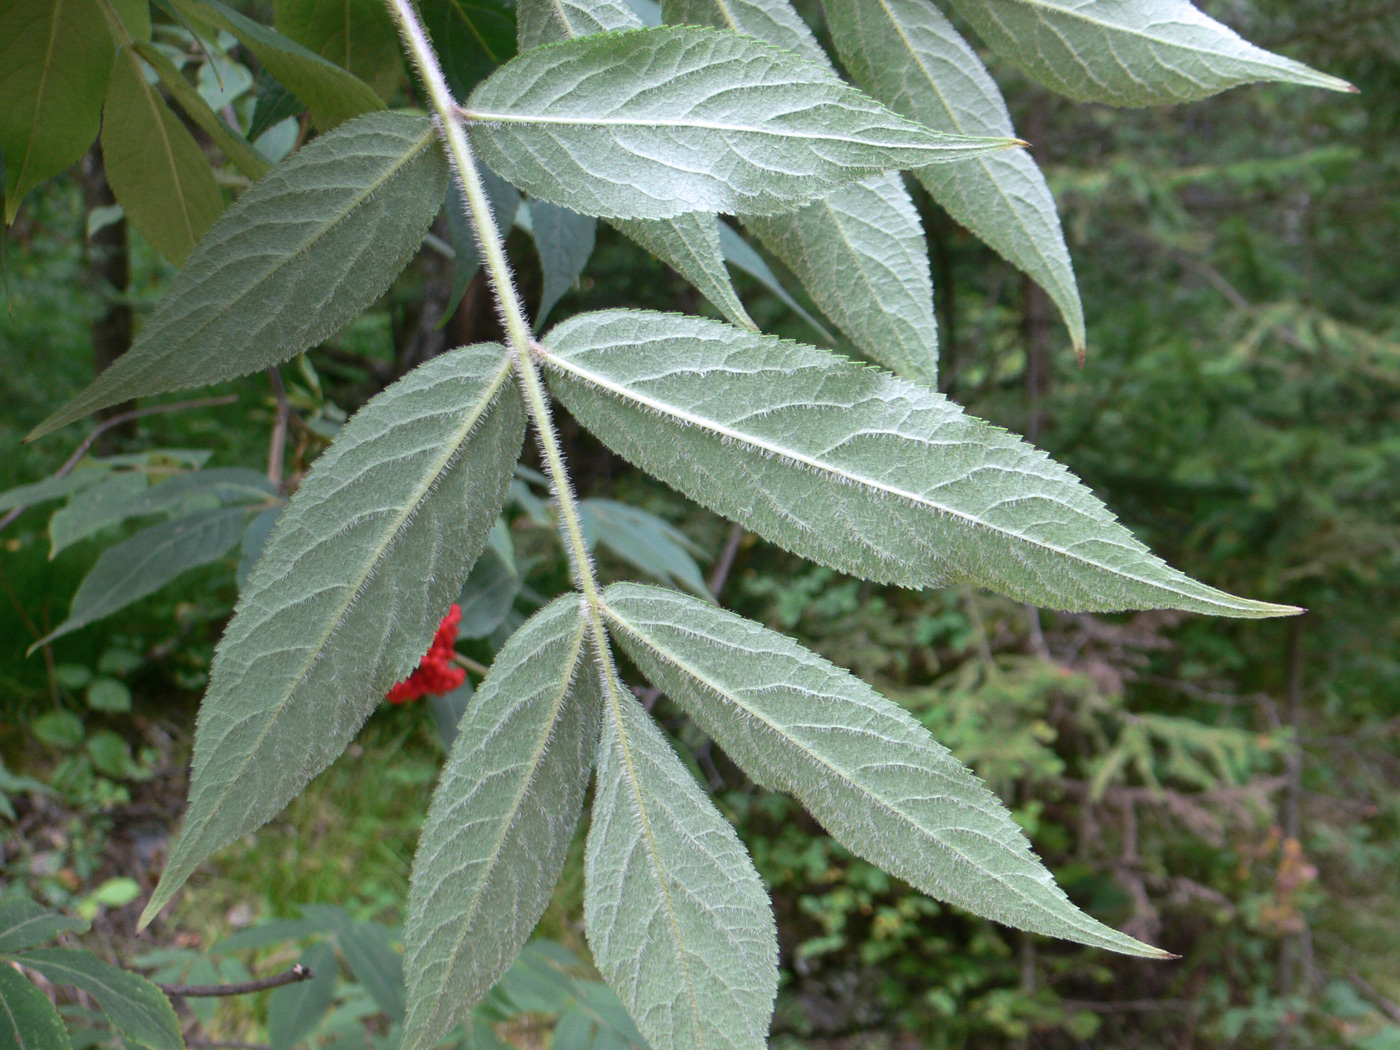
[4,0,1355,1048]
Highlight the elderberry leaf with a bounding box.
[822,0,1085,354]
[30,112,448,440]
[403,596,600,1050]
[662,0,939,384]
[586,661,777,1050]
[0,964,70,1050]
[945,0,1354,106]
[19,949,182,1050]
[520,1,756,331]
[465,25,1019,220]
[0,0,112,225]
[539,309,1299,616]
[140,343,525,927]
[604,582,1167,956]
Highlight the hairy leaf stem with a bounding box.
[383,0,603,618]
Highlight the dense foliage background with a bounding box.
[2,0,1397,1047]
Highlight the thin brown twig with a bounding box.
[1349,972,1400,1025]
[706,523,745,599]
[1,394,240,532]
[157,964,313,998]
[266,367,290,490]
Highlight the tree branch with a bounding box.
[158,964,313,998]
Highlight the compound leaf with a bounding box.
[945,0,1354,106]
[586,663,777,1050]
[540,309,1298,617]
[465,25,1018,220]
[30,112,448,440]
[403,596,600,1050]
[139,344,525,927]
[604,583,1167,956]
[0,0,113,223]
[102,44,224,265]
[19,948,181,1050]
[823,0,1085,353]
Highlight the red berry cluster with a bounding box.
[386,604,466,704]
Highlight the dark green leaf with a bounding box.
[0,0,113,224]
[273,0,404,100]
[0,468,113,513]
[248,70,306,141]
[579,499,707,596]
[530,201,596,328]
[0,901,87,953]
[422,0,516,99]
[31,711,84,750]
[19,948,182,1050]
[444,160,520,319]
[427,680,474,749]
[0,963,70,1050]
[456,527,518,638]
[49,471,149,557]
[336,921,404,1022]
[237,505,282,590]
[135,40,272,180]
[85,677,132,713]
[178,0,384,126]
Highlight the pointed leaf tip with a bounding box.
[142,344,524,922]
[603,582,1170,958]
[540,309,1301,618]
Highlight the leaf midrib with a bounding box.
[465,106,973,152]
[125,47,201,254]
[541,341,1248,610]
[181,356,515,880]
[604,604,1131,947]
[600,663,708,1049]
[12,0,68,193]
[415,605,588,1020]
